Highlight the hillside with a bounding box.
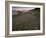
[12,8,40,31]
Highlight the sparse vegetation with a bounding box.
[12,8,40,31]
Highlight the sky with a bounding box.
[12,7,35,12]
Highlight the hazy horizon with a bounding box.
[12,7,35,12]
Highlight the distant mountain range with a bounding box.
[12,8,40,15]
